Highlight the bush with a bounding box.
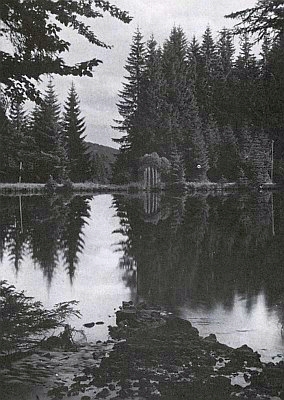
[0,280,81,354]
[45,175,58,192]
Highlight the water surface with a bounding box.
[1,191,284,361]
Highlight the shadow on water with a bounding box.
[0,193,91,284]
[113,191,284,343]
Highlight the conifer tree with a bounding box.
[234,34,259,126]
[162,27,208,181]
[199,27,218,119]
[139,36,166,153]
[63,83,90,182]
[214,29,236,127]
[188,36,202,90]
[8,100,36,182]
[30,80,67,182]
[113,28,146,181]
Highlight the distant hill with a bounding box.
[85,142,119,183]
[85,142,119,159]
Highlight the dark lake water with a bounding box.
[1,191,284,362]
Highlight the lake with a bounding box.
[1,191,284,362]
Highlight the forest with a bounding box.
[113,23,284,186]
[0,0,283,186]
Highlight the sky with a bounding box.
[45,0,257,148]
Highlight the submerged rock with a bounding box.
[83,322,95,328]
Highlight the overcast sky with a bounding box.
[50,0,257,148]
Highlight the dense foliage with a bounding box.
[0,280,81,354]
[0,0,131,102]
[63,83,91,182]
[0,82,105,183]
[113,21,284,184]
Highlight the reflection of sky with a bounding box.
[179,293,284,362]
[0,194,132,342]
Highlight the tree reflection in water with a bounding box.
[0,194,91,284]
[113,191,284,324]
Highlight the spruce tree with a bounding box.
[139,36,167,154]
[63,83,90,182]
[162,27,208,181]
[30,80,67,182]
[214,29,235,127]
[234,34,259,126]
[199,26,218,119]
[8,100,35,182]
[113,28,146,181]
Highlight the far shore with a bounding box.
[0,181,281,195]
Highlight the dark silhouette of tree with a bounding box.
[214,28,236,127]
[162,27,208,181]
[0,0,132,102]
[199,27,218,119]
[113,28,147,181]
[234,34,259,126]
[139,36,167,154]
[30,80,67,182]
[63,83,91,182]
[226,0,284,42]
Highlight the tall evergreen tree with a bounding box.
[113,28,146,181]
[30,80,67,182]
[234,34,259,126]
[214,29,236,127]
[8,100,35,182]
[139,36,167,154]
[63,83,90,182]
[162,27,208,181]
[199,26,218,119]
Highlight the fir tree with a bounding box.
[63,83,90,182]
[234,34,259,126]
[113,28,146,181]
[8,100,35,182]
[214,29,235,127]
[30,80,67,182]
[199,26,218,119]
[139,36,167,154]
[162,27,208,181]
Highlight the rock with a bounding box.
[83,322,95,328]
[122,301,134,309]
[116,309,137,324]
[96,387,110,398]
[203,334,217,342]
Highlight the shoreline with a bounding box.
[1,302,284,400]
[0,181,281,195]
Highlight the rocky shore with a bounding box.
[1,301,284,400]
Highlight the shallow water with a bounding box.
[1,191,284,362]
